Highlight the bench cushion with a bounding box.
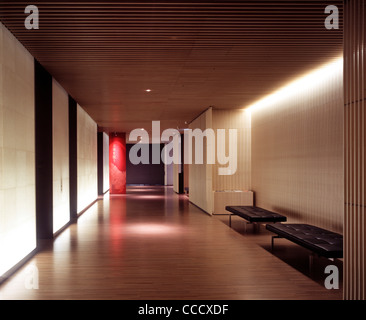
[266,223,343,258]
[225,206,287,223]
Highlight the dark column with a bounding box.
[178,133,184,194]
[69,96,78,222]
[97,131,104,195]
[35,59,53,240]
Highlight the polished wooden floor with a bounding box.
[0,186,343,300]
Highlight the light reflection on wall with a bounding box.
[246,56,343,113]
[249,55,344,232]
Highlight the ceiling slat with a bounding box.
[0,0,343,133]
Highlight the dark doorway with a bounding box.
[126,144,165,185]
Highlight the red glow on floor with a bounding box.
[124,223,183,236]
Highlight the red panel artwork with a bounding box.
[109,133,126,194]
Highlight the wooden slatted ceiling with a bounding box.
[0,0,343,133]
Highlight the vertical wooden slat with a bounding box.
[344,0,366,300]
[362,0,365,299]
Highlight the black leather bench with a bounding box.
[225,206,287,228]
[266,223,343,259]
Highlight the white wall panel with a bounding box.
[188,108,213,214]
[52,79,70,233]
[77,105,98,213]
[0,22,36,277]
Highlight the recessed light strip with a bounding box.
[246,56,343,113]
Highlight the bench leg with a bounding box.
[253,222,261,233]
[271,235,282,251]
[229,214,232,227]
[309,253,314,274]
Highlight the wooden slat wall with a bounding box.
[344,0,366,301]
[251,60,344,234]
[188,107,213,214]
[188,108,251,214]
[212,109,251,192]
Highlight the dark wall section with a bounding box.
[126,144,165,185]
[35,59,53,240]
[97,131,104,195]
[178,134,184,194]
[68,96,77,221]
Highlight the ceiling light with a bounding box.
[145,89,151,92]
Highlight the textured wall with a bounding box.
[52,79,70,233]
[77,104,98,213]
[251,58,344,233]
[0,22,36,277]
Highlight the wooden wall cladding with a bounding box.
[212,109,251,192]
[343,0,366,301]
[188,108,252,214]
[188,108,213,215]
[251,59,344,234]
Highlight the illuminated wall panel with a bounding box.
[109,133,126,194]
[250,57,344,233]
[52,79,70,233]
[0,22,36,277]
[77,104,98,213]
